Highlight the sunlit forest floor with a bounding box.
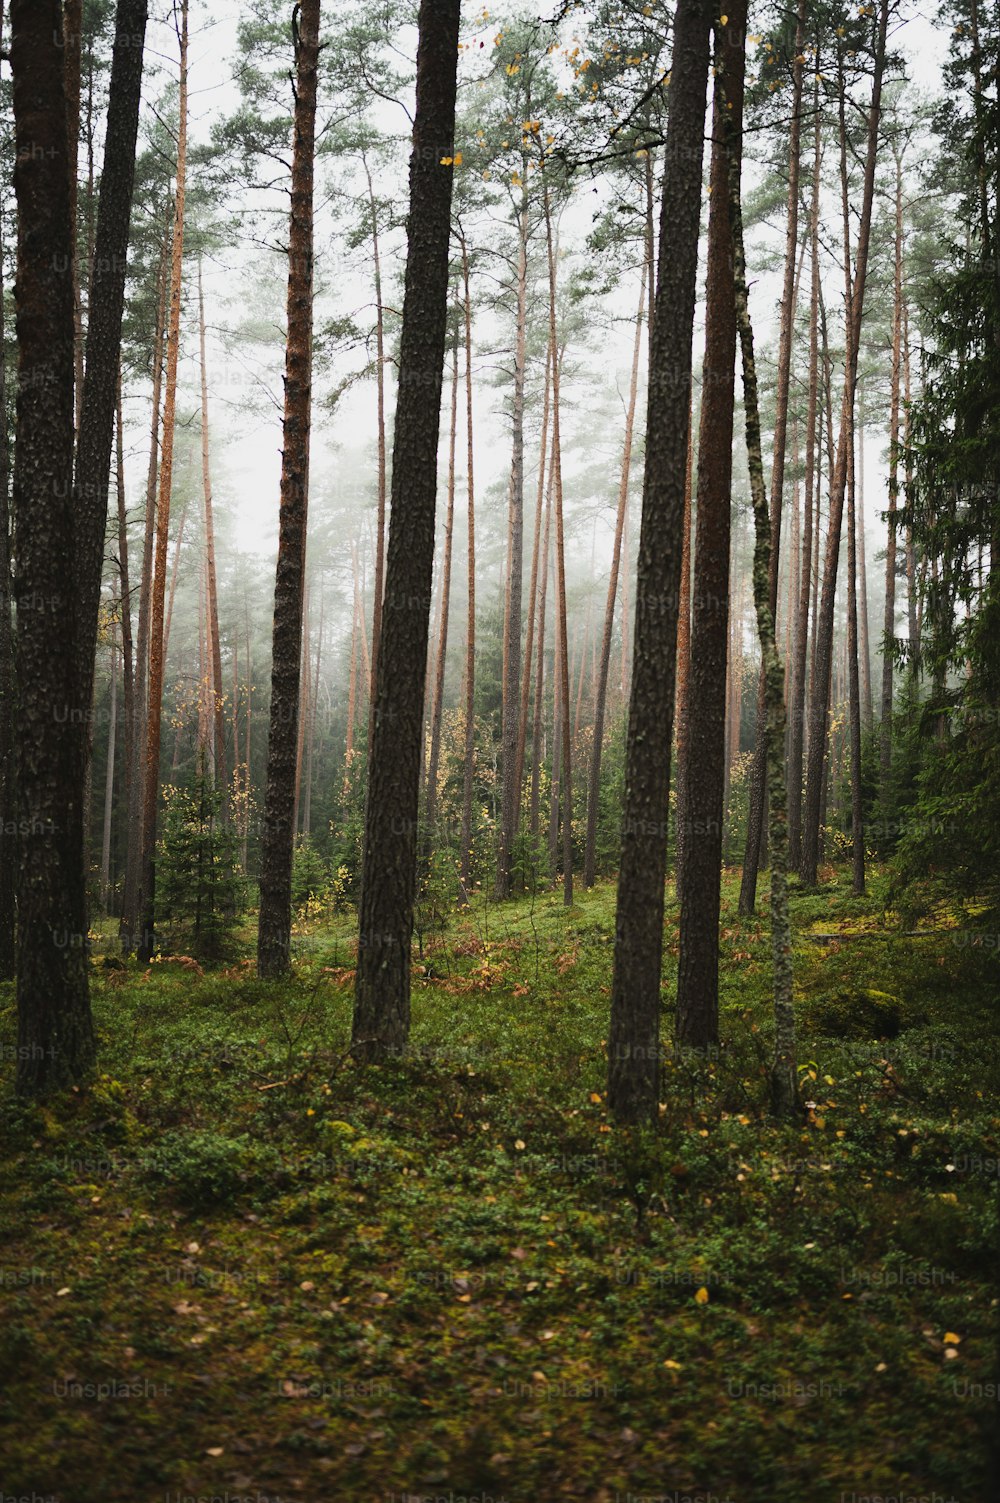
[2,869,998,1501]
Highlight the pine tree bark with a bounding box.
[459,236,477,891]
[800,0,888,886]
[63,0,84,426]
[728,94,799,1118]
[11,0,95,1094]
[365,157,388,750]
[787,89,821,873]
[902,301,918,669]
[495,194,530,900]
[303,586,322,838]
[198,257,227,809]
[607,0,713,1124]
[101,609,118,909]
[738,0,805,915]
[585,267,647,889]
[256,0,320,977]
[530,437,555,848]
[292,586,309,836]
[880,143,904,800]
[515,321,553,838]
[675,0,746,1050]
[856,401,873,725]
[673,404,694,886]
[544,189,574,906]
[345,542,360,783]
[138,0,188,964]
[162,496,189,668]
[352,0,461,1058]
[69,0,147,930]
[425,335,459,841]
[846,415,866,893]
[121,216,168,954]
[0,180,17,979]
[115,379,133,841]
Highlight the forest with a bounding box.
[0,0,998,1497]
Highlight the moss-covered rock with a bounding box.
[803,987,908,1039]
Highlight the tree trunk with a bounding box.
[292,585,309,836]
[607,0,713,1124]
[256,0,320,976]
[573,601,590,741]
[0,156,17,979]
[115,378,134,836]
[352,0,461,1059]
[737,0,804,915]
[800,0,888,886]
[530,430,555,849]
[63,0,84,426]
[425,335,459,841]
[138,0,188,964]
[345,543,360,783]
[495,195,530,900]
[544,189,574,906]
[585,266,647,888]
[69,0,147,934]
[121,214,168,954]
[242,608,252,873]
[784,457,800,703]
[198,257,227,809]
[365,158,388,750]
[675,0,746,1049]
[101,609,118,910]
[459,236,477,892]
[11,0,95,1094]
[673,402,695,886]
[881,144,904,800]
[162,496,189,668]
[903,300,918,669]
[846,410,866,894]
[548,581,562,882]
[728,103,799,1118]
[303,585,322,838]
[515,317,553,842]
[354,543,372,699]
[787,83,822,873]
[856,400,873,726]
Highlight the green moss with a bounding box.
[0,868,995,1500]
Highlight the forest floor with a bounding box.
[1,869,998,1502]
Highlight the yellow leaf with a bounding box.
[944,1332,962,1345]
[694,1286,709,1305]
